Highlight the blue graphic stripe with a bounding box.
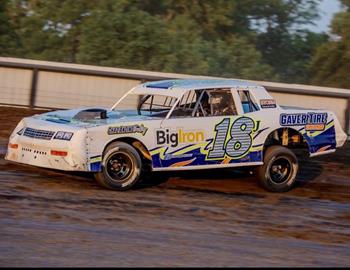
[152,147,263,168]
[303,125,336,153]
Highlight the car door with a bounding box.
[156,88,262,169]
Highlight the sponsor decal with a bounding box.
[280,112,327,130]
[54,131,74,141]
[260,99,276,108]
[305,124,326,131]
[156,129,205,147]
[108,124,148,136]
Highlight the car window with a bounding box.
[113,93,176,118]
[207,90,237,116]
[171,89,237,118]
[139,94,177,117]
[170,90,197,118]
[238,90,259,113]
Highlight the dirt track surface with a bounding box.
[0,106,349,267]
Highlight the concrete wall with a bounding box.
[0,67,32,106]
[35,71,140,108]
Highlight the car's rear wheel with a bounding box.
[256,145,298,192]
[94,142,142,191]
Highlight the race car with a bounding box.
[5,79,348,192]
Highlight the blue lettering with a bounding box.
[301,114,307,124]
[280,112,327,126]
[316,114,321,123]
[280,114,287,125]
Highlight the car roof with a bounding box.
[130,79,264,98]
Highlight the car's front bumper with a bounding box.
[5,120,89,172]
[5,141,87,171]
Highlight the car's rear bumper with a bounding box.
[334,117,348,148]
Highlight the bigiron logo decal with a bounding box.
[280,112,327,131]
[156,129,205,147]
[108,124,148,136]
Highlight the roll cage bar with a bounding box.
[136,89,228,118]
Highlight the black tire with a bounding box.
[94,141,142,191]
[256,145,298,192]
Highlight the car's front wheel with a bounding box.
[94,141,142,191]
[256,145,298,192]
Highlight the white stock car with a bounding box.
[5,79,348,192]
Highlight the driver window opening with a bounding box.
[208,90,237,116]
[171,88,237,118]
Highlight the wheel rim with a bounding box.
[106,152,133,182]
[269,157,292,184]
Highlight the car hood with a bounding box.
[34,107,158,128]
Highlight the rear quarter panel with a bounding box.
[276,109,337,155]
[247,107,338,159]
